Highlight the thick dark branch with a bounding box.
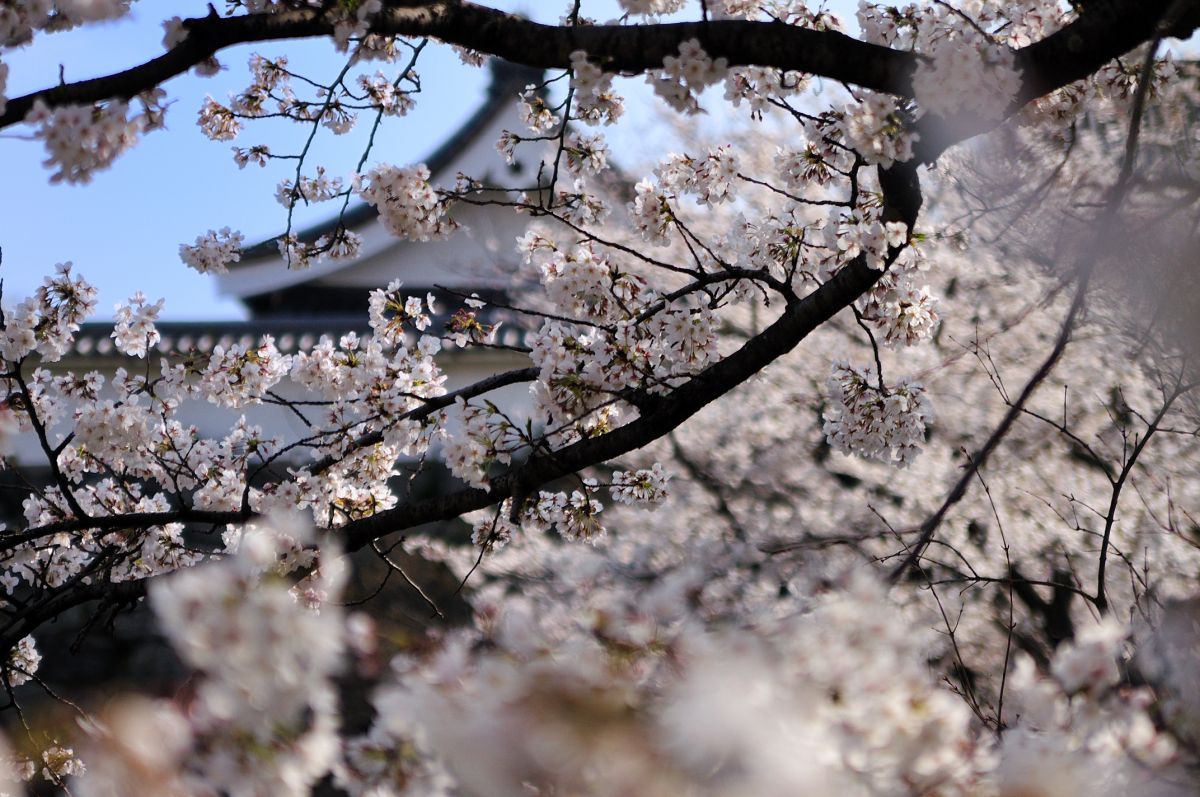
[339,161,922,551]
[915,0,1199,161]
[5,0,1195,149]
[5,509,249,553]
[0,164,917,650]
[343,257,889,546]
[0,2,914,129]
[0,578,147,654]
[1016,0,1198,101]
[307,365,539,476]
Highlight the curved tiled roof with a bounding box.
[65,313,531,361]
[239,59,545,262]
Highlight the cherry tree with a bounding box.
[2,0,1200,794]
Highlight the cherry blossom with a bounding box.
[0,2,1199,794]
[353,163,456,241]
[179,227,245,275]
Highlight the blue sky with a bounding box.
[2,1,601,319]
[2,1,858,320]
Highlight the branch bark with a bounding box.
[4,0,1196,149]
[339,161,923,552]
[0,2,915,129]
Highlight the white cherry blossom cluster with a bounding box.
[546,488,606,542]
[15,469,202,590]
[0,0,129,50]
[331,0,381,52]
[468,502,519,550]
[997,628,1180,796]
[528,321,623,438]
[519,84,560,133]
[199,336,290,409]
[647,39,729,114]
[839,92,918,167]
[333,720,454,797]
[195,46,383,148]
[442,399,523,489]
[354,163,455,241]
[303,444,413,526]
[200,54,292,140]
[285,326,446,454]
[470,484,609,548]
[0,0,53,49]
[494,129,520,164]
[24,92,165,184]
[732,204,831,285]
[569,50,625,124]
[4,635,39,688]
[276,166,344,208]
[197,95,242,141]
[40,745,85,787]
[912,33,1022,122]
[630,179,676,244]
[659,305,719,376]
[550,178,611,226]
[111,292,164,358]
[277,231,317,269]
[537,240,649,323]
[858,0,1066,53]
[714,0,845,27]
[179,227,244,274]
[1051,616,1127,695]
[316,226,363,262]
[357,555,1194,796]
[446,303,500,348]
[712,0,762,16]
[452,44,486,67]
[160,15,188,49]
[828,211,910,270]
[775,137,850,189]
[182,418,283,513]
[858,270,940,346]
[56,394,155,476]
[0,263,97,363]
[150,521,347,796]
[357,70,414,116]
[526,304,717,439]
[369,572,989,796]
[232,143,270,168]
[70,698,195,797]
[161,14,219,76]
[519,222,726,434]
[367,279,433,347]
[655,145,740,206]
[823,360,932,466]
[609,463,669,505]
[563,131,610,175]
[723,66,811,115]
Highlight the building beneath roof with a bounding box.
[0,59,546,694]
[9,59,542,469]
[218,58,543,322]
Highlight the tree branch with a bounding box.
[4,0,1194,159]
[0,2,915,129]
[339,161,922,552]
